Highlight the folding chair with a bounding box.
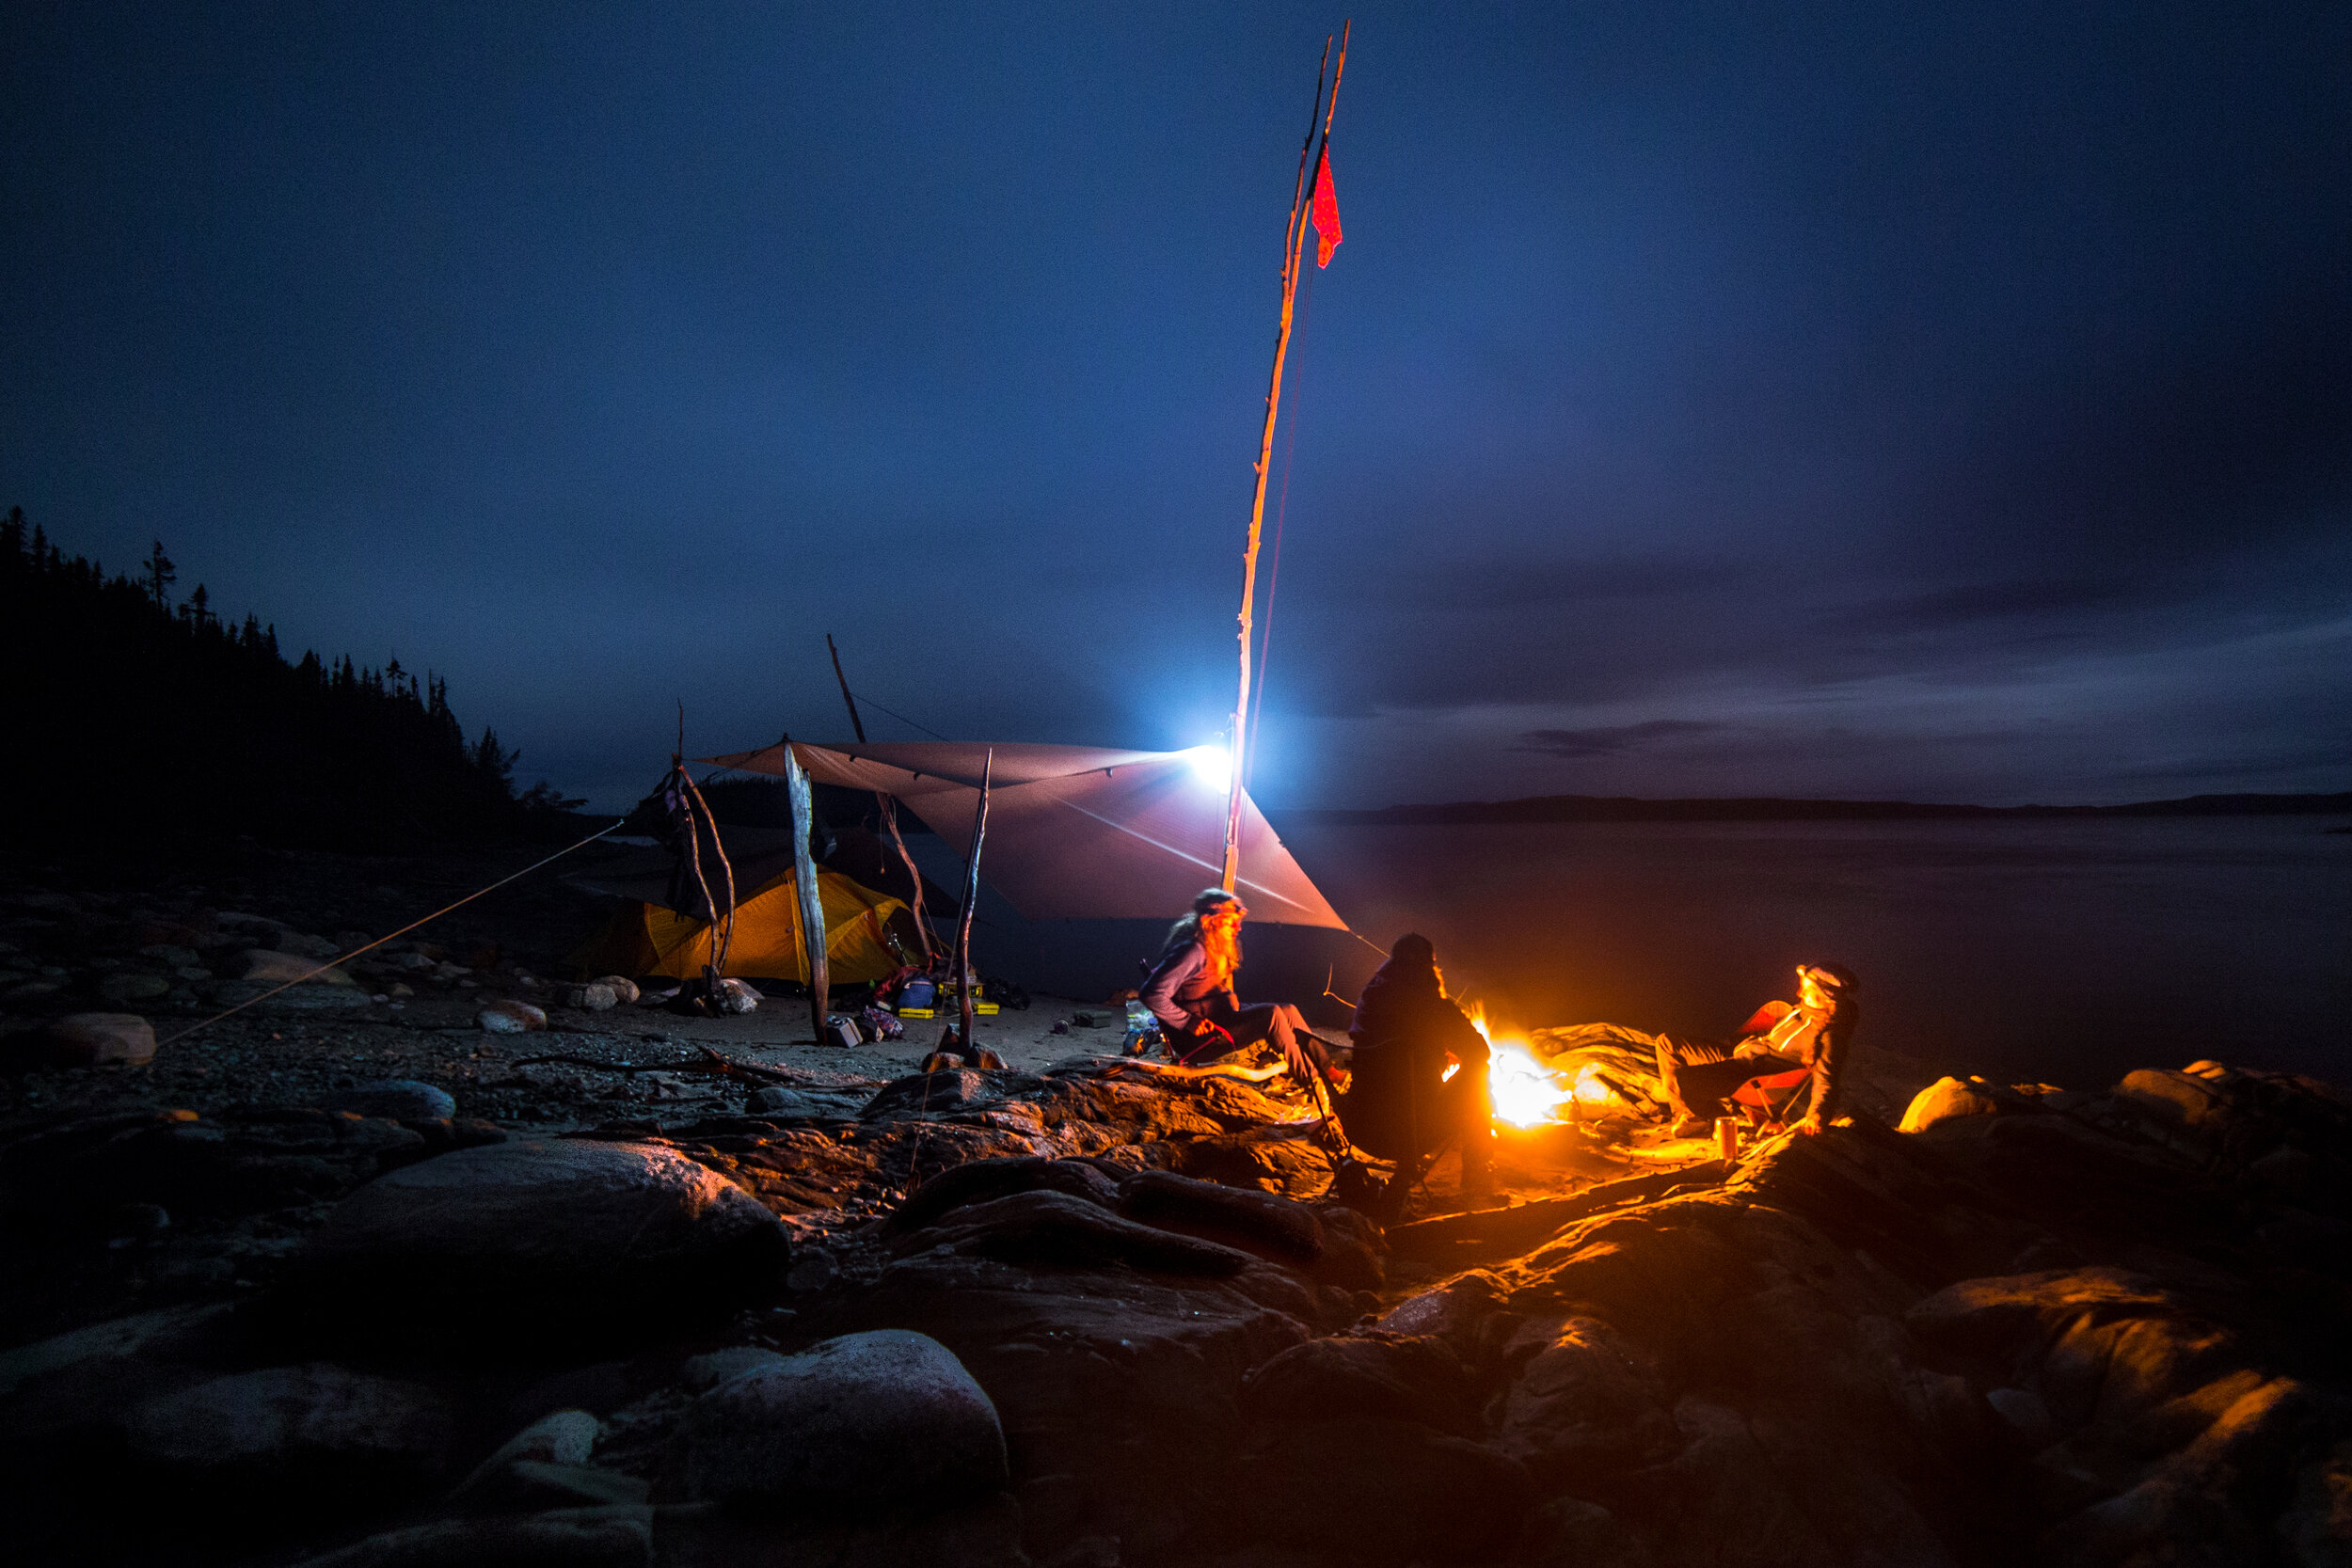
[1729,1062,1813,1129]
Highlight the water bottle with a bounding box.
[1120,999,1158,1057]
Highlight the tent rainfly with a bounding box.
[703,741,1347,928]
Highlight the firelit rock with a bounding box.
[1897,1076,2009,1132]
[477,999,548,1034]
[712,977,760,1015]
[121,1362,454,1511]
[560,983,619,1011]
[40,1011,157,1067]
[325,1079,456,1123]
[674,1329,1007,1510]
[595,975,641,1005]
[294,1140,789,1349]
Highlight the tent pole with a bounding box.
[956,749,993,1051]
[823,632,931,961]
[782,736,830,1041]
[1224,31,1336,891]
[826,633,867,742]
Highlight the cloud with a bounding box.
[1513,720,1721,757]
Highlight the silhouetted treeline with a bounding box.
[0,508,582,849]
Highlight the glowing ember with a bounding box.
[1468,1003,1575,1127]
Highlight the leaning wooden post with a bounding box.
[782,738,830,1041]
[955,749,993,1051]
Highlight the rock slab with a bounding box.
[295,1140,789,1347]
[674,1329,1008,1510]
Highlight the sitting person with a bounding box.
[1340,933,1494,1196]
[1654,963,1860,1137]
[1139,888,1332,1083]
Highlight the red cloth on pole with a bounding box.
[1310,148,1342,267]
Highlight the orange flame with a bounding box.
[1467,1001,1575,1127]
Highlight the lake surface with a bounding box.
[1276,816,2352,1089]
[937,816,2351,1090]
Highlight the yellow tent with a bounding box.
[568,866,917,983]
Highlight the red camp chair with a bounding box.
[1729,1062,1813,1128]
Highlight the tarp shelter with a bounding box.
[565,832,921,982]
[703,741,1348,928]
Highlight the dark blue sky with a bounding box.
[6,3,2347,809]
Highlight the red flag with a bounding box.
[1310,147,1341,267]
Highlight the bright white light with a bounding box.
[1183,745,1232,791]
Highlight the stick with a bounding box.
[826,633,867,742]
[674,767,737,978]
[1223,28,1340,891]
[782,737,830,1040]
[826,632,931,962]
[955,749,993,1050]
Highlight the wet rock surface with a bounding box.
[5,854,2352,1566]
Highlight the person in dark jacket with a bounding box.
[1139,888,1331,1082]
[1654,962,1860,1136]
[1339,933,1494,1195]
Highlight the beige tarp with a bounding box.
[703,740,1348,929]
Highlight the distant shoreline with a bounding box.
[1286,790,2352,827]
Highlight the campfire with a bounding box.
[1465,1003,1621,1127]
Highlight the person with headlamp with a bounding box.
[1653,963,1861,1137]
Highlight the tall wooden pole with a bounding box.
[782,737,830,1040]
[955,749,993,1050]
[1224,23,1348,891]
[825,633,867,742]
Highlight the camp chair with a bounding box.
[1729,1062,1813,1128]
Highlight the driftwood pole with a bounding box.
[955,749,993,1050]
[824,633,933,964]
[1223,23,1347,891]
[782,737,830,1040]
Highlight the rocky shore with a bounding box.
[4,850,2349,1567]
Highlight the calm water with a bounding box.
[940,816,2350,1089]
[1276,817,2352,1089]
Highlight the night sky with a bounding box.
[5,3,2347,811]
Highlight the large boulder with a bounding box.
[38,1012,156,1068]
[671,1330,1007,1511]
[241,948,356,986]
[1897,1076,2009,1132]
[885,1154,1122,1233]
[121,1362,454,1511]
[1492,1316,1679,1481]
[1243,1333,1480,1435]
[1119,1168,1327,1263]
[292,1140,789,1349]
[1237,1417,1535,1564]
